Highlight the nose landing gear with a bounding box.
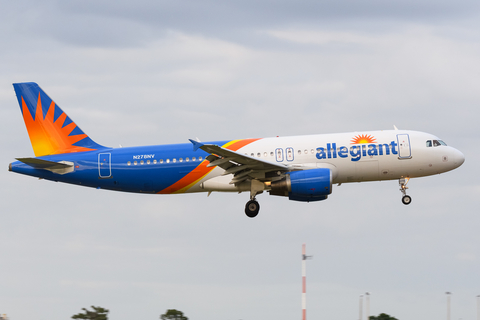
[399,178,412,205]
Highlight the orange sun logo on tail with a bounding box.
[14,82,104,157]
[351,134,376,144]
[20,95,94,157]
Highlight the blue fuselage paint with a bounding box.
[11,141,228,193]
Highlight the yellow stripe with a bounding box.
[173,140,241,194]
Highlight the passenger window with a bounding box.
[160,159,164,164]
[153,160,157,164]
[304,149,308,154]
[186,157,189,162]
[166,159,170,163]
[199,156,203,161]
[173,158,177,163]
[298,150,301,155]
[179,158,183,162]
[147,160,150,164]
[134,161,138,165]
[264,152,267,157]
[192,157,196,161]
[127,161,131,166]
[257,153,261,157]
[426,140,432,147]
[140,160,144,165]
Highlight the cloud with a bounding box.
[0,1,479,320]
[3,0,480,49]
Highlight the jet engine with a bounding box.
[269,168,332,202]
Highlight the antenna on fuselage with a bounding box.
[393,125,399,130]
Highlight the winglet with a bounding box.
[189,139,204,151]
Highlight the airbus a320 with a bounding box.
[9,83,465,217]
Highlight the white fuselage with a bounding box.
[194,130,464,193]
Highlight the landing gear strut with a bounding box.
[244,180,263,218]
[399,178,412,205]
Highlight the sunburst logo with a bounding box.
[350,134,376,144]
[20,93,95,157]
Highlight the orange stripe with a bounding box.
[227,138,261,152]
[157,138,261,194]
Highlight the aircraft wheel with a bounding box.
[402,195,412,205]
[245,200,260,218]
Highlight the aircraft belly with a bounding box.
[332,156,408,183]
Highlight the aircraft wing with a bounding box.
[189,139,290,184]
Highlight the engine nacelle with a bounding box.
[269,168,332,202]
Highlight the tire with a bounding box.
[402,195,412,205]
[245,200,260,218]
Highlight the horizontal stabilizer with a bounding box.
[16,157,72,169]
[15,157,74,174]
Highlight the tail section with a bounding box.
[13,82,105,157]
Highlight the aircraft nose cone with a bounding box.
[453,148,465,167]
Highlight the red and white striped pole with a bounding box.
[302,244,312,320]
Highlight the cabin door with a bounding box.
[98,153,112,178]
[396,134,412,159]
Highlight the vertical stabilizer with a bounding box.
[13,82,105,157]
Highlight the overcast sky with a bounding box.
[0,1,479,319]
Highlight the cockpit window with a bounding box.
[431,139,447,147]
[427,140,447,147]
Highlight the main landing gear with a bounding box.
[245,199,260,218]
[399,178,412,205]
[245,185,262,218]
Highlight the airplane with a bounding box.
[9,82,465,217]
